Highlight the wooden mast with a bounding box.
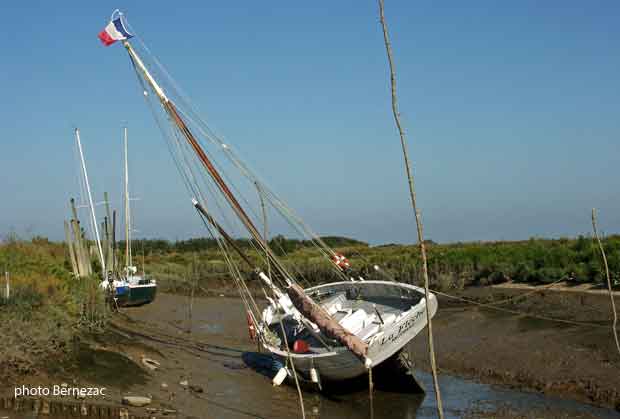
[123,40,291,284]
[121,39,371,364]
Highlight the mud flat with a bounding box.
[1,292,619,418]
[410,283,620,411]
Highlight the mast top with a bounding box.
[123,41,169,102]
[98,10,134,47]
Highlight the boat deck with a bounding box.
[268,288,423,355]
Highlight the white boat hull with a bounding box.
[262,280,437,381]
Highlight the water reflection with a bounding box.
[242,351,619,419]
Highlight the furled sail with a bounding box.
[286,283,369,361]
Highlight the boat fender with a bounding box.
[293,339,309,353]
[272,367,288,386]
[310,367,320,383]
[310,364,323,390]
[246,311,257,341]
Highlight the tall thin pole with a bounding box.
[256,182,269,354]
[4,271,9,300]
[104,191,114,271]
[256,181,271,279]
[112,210,117,274]
[255,184,307,419]
[377,1,444,417]
[75,128,106,275]
[124,126,132,270]
[255,183,268,241]
[592,209,620,357]
[102,218,108,271]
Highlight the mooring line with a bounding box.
[432,289,617,330]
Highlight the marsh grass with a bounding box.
[134,235,620,295]
[0,237,108,381]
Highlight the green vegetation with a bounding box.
[132,235,620,294]
[122,234,367,255]
[0,236,108,381]
[1,232,618,380]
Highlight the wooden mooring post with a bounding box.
[4,271,9,300]
[65,220,79,278]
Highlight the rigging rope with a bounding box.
[125,33,368,361]
[432,289,619,330]
[125,25,333,255]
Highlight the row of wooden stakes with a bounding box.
[64,194,118,279]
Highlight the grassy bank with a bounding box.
[0,237,108,382]
[130,234,620,295]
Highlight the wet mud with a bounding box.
[410,285,620,410]
[1,291,619,418]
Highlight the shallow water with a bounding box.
[414,371,619,419]
[234,360,619,419]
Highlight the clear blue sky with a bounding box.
[0,1,618,245]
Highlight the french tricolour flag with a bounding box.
[98,17,133,46]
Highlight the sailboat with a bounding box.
[73,126,156,306]
[73,128,108,279]
[73,126,131,303]
[99,11,437,384]
[120,126,157,306]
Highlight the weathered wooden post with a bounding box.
[101,218,109,275]
[378,1,443,416]
[81,226,94,276]
[71,219,84,277]
[65,220,79,277]
[4,271,9,300]
[111,210,117,274]
[70,198,90,277]
[104,192,115,271]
